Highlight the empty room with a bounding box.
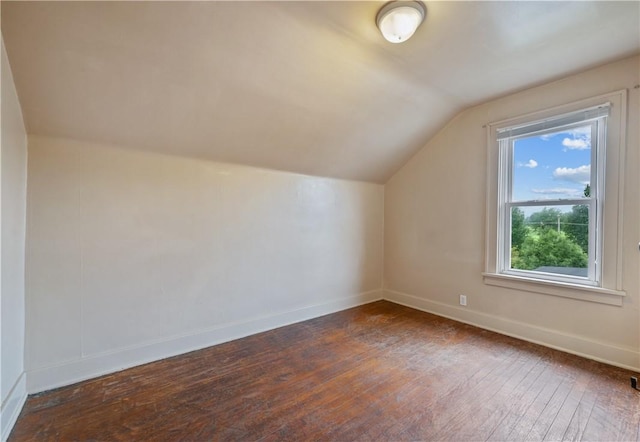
[1,1,639,440]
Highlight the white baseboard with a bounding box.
[1,372,27,442]
[28,290,383,394]
[384,289,640,372]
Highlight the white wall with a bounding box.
[384,55,640,370]
[25,136,384,392]
[1,38,28,440]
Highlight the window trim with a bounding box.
[481,272,625,306]
[484,90,627,305]
[498,117,604,286]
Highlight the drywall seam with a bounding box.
[1,372,27,442]
[27,290,383,394]
[384,289,639,372]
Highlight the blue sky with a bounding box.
[512,125,592,207]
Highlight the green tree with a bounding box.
[561,184,591,254]
[563,205,589,253]
[527,207,563,231]
[511,228,588,270]
[511,207,527,250]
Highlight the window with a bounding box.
[484,91,627,305]
[497,105,608,286]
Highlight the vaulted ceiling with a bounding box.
[2,1,639,183]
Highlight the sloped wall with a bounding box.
[384,55,640,370]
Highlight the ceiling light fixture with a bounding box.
[376,1,426,44]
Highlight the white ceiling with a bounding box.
[2,1,639,183]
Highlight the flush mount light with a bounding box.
[376,1,426,43]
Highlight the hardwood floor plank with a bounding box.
[428,349,531,439]
[581,368,640,441]
[484,360,559,440]
[441,349,544,440]
[524,369,577,441]
[561,386,597,442]
[8,301,639,442]
[542,365,594,441]
[503,365,570,440]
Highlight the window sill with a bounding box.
[482,272,625,306]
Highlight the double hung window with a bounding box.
[484,91,627,305]
[496,105,609,286]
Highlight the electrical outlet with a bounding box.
[459,295,467,306]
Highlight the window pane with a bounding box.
[510,204,589,277]
[512,125,592,202]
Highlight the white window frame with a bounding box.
[483,91,627,306]
[498,111,606,286]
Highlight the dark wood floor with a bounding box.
[9,301,640,441]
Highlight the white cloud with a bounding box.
[562,137,589,149]
[540,126,591,150]
[517,159,538,168]
[531,188,581,196]
[553,165,590,184]
[565,126,591,137]
[561,126,591,150]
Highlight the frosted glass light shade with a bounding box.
[376,1,426,43]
